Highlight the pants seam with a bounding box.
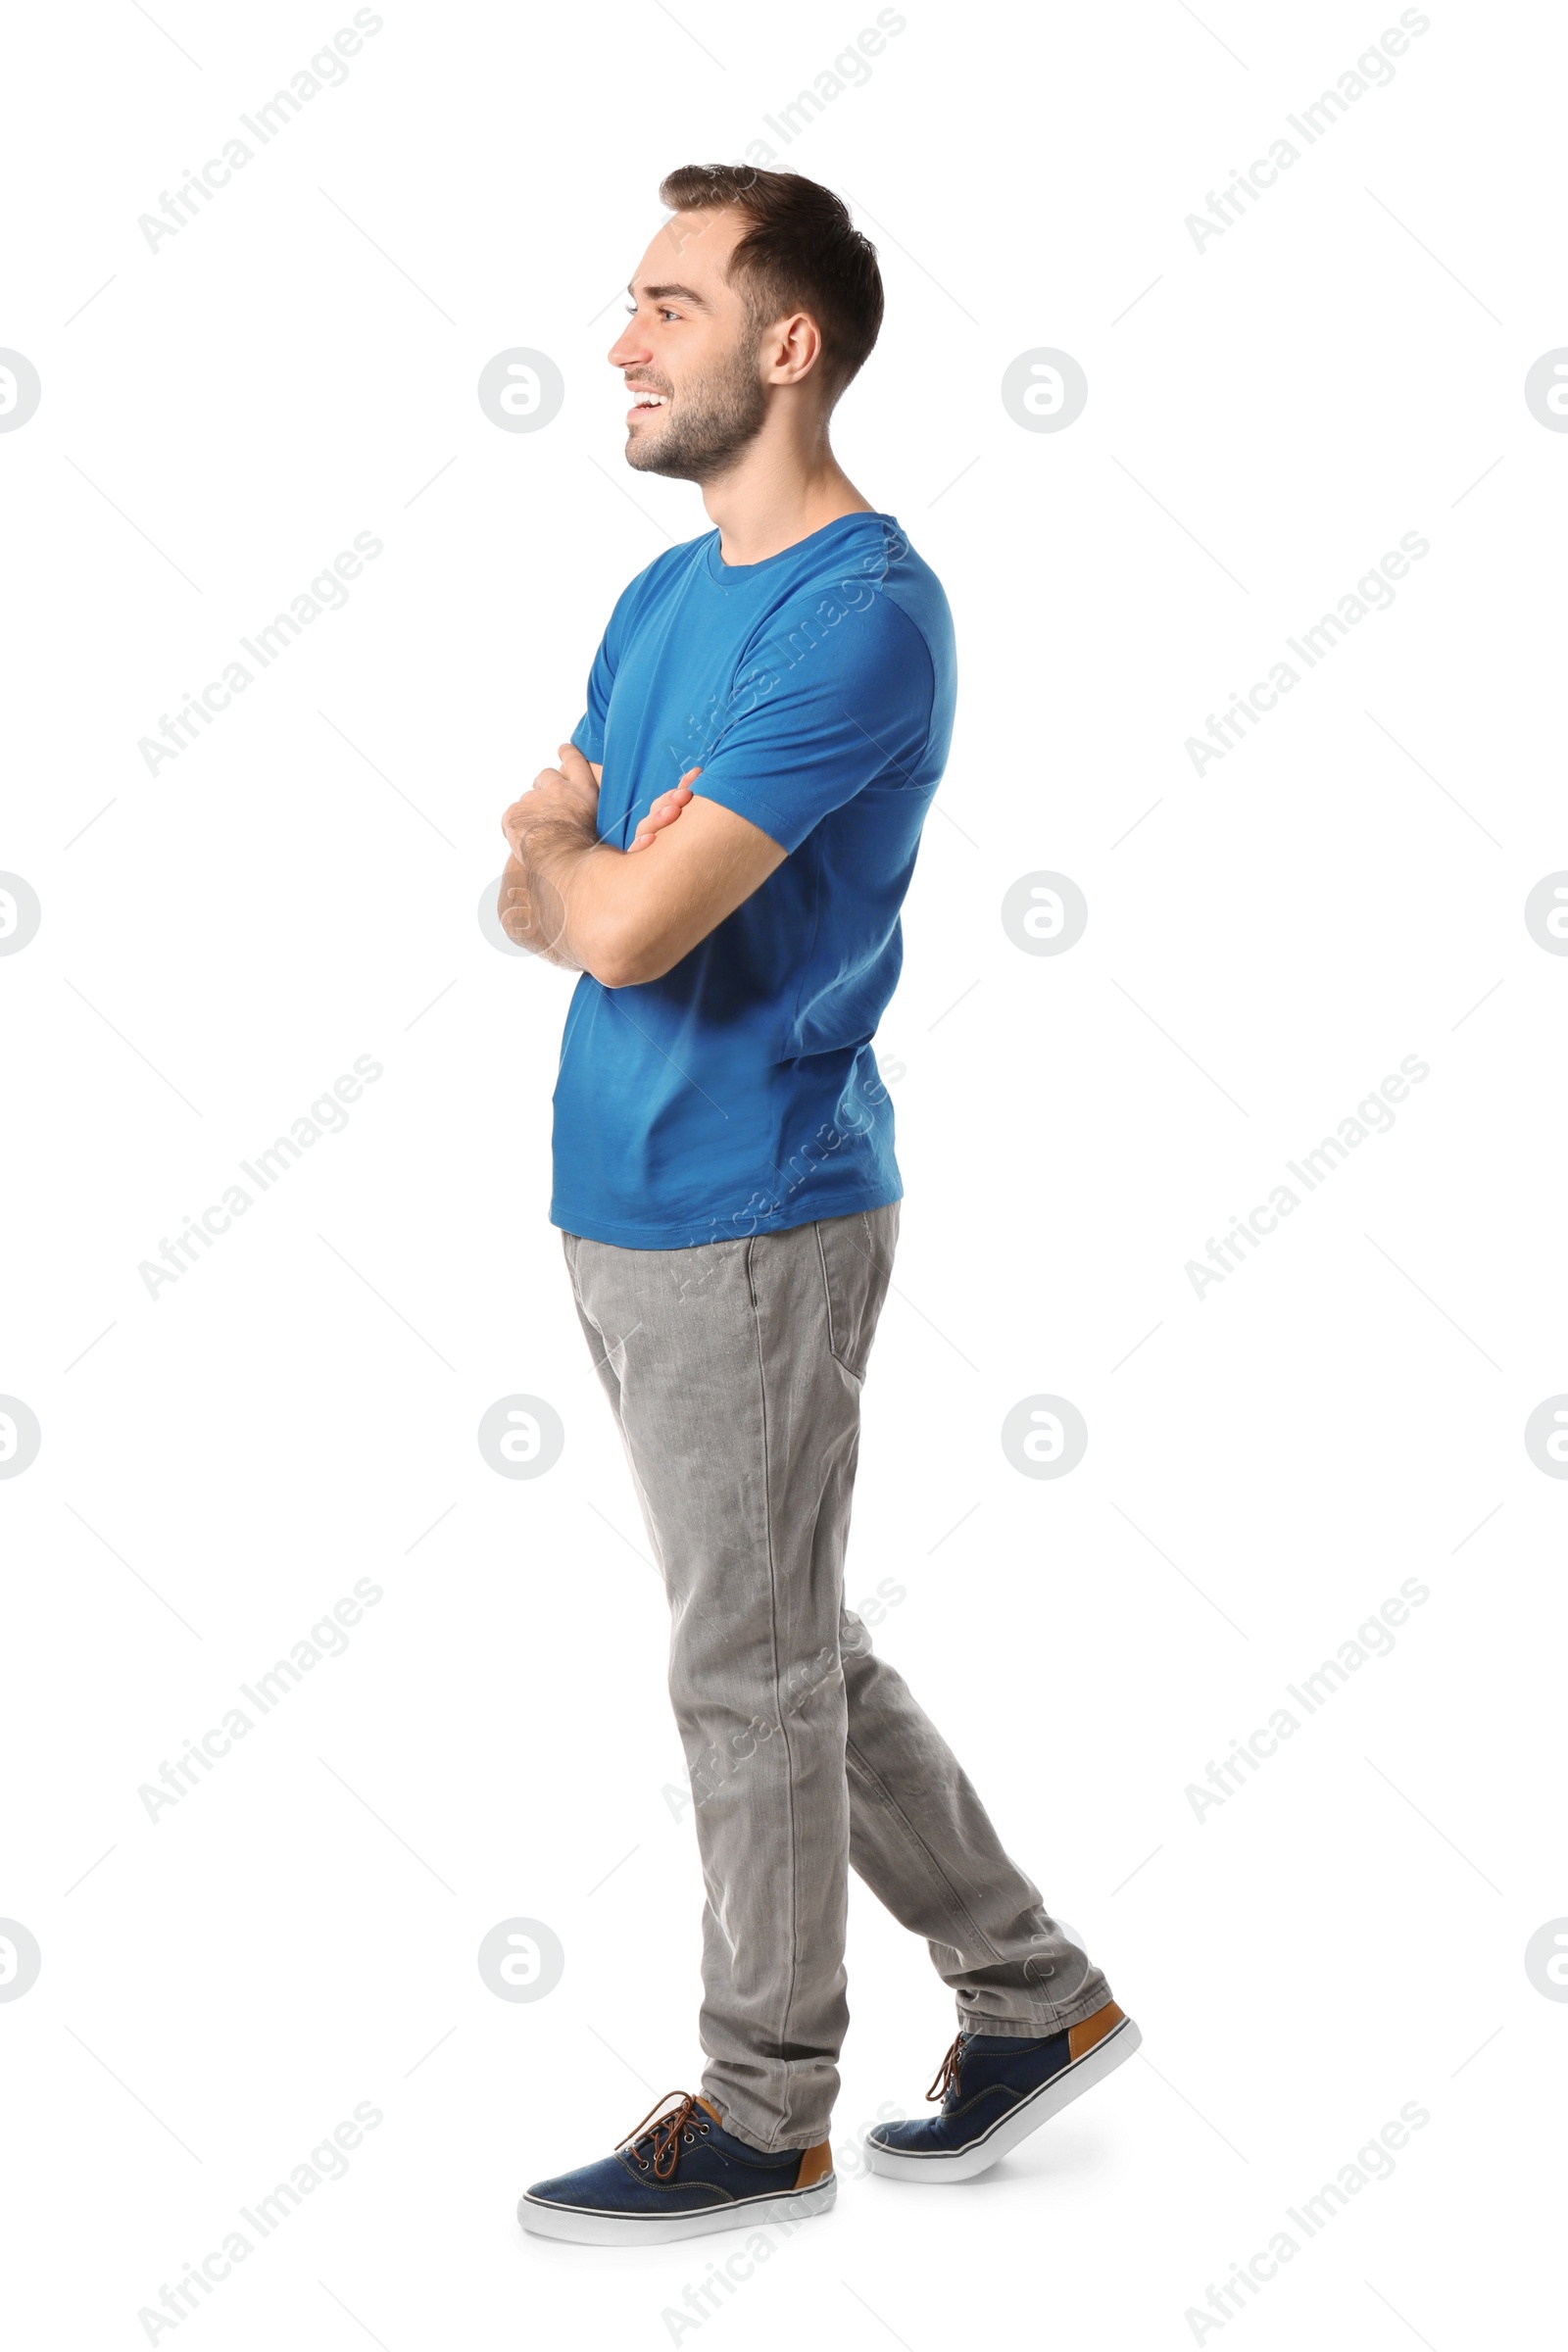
[743,1232,801,2151]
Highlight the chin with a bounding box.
[625,434,695,483]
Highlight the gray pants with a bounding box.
[562,1201,1112,2151]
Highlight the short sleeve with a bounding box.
[692,594,937,855]
[570,555,667,765]
[570,623,616,766]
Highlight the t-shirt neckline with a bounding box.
[705,510,896,583]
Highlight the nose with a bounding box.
[608,319,649,370]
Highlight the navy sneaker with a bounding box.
[519,2089,836,2245]
[864,1999,1140,2181]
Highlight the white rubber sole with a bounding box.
[862,2015,1142,2182]
[518,2175,836,2246]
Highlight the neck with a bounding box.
[700,422,874,565]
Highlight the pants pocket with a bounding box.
[814,1204,899,1383]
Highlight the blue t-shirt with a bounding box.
[550,511,956,1250]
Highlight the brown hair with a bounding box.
[658,165,884,406]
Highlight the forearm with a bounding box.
[500,745,778,989]
[504,828,587,974]
[507,814,637,985]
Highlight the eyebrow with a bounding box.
[626,281,711,309]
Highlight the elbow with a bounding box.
[588,928,667,991]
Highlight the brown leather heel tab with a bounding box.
[794,2138,833,2188]
[1067,2000,1125,2062]
[696,2096,723,2125]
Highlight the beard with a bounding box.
[625,332,768,483]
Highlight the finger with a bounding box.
[626,776,696,854]
[558,743,598,785]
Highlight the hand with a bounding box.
[627,766,701,854]
[498,849,535,948]
[502,742,602,860]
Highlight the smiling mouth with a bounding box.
[626,388,668,418]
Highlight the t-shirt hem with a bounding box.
[689,774,799,853]
[551,1179,903,1251]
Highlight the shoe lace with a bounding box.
[924,2034,965,2107]
[615,2090,711,2179]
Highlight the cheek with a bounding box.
[669,328,728,386]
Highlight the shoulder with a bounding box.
[755,521,953,703]
[870,520,955,669]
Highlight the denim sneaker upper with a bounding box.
[526,2091,816,2217]
[869,2029,1074,2154]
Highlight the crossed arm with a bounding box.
[499,744,786,989]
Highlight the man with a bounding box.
[502,166,1136,2247]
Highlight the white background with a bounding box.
[3,0,1564,2344]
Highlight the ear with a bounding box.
[763,311,824,388]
